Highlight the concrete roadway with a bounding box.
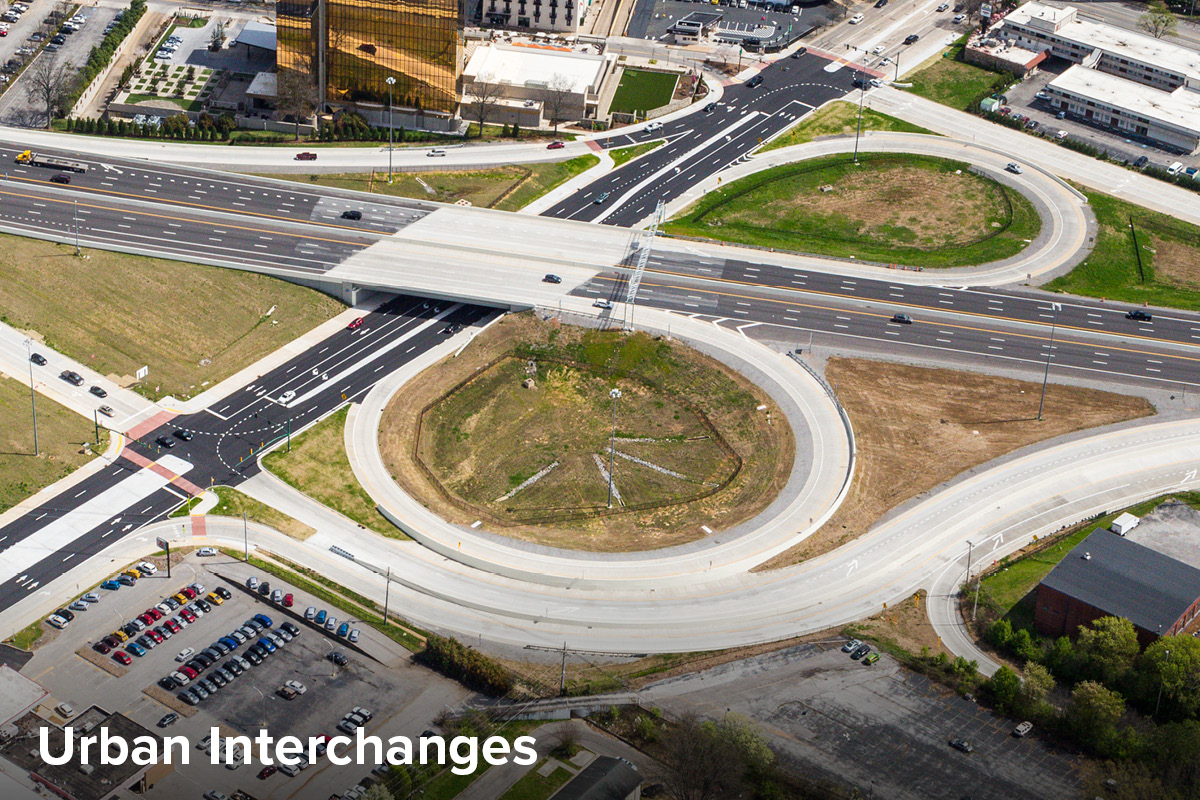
[0,297,495,617]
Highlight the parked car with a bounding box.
[949,738,973,753]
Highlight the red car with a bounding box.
[257,766,278,779]
[113,651,132,665]
[147,629,164,643]
[0,30,7,37]
[179,609,196,623]
[138,613,154,626]
[93,641,111,654]
[147,608,163,620]
[547,141,565,150]
[295,152,317,161]
[180,665,198,679]
[347,317,364,331]
[181,587,197,600]
[283,593,294,608]
[164,619,181,633]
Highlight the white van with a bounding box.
[1167,161,1185,176]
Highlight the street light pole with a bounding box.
[1037,303,1062,421]
[607,387,621,508]
[73,200,80,257]
[23,338,38,455]
[386,76,396,184]
[965,540,973,589]
[854,73,865,165]
[1155,648,1171,717]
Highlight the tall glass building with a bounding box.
[277,0,462,117]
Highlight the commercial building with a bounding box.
[976,2,1200,153]
[276,0,462,122]
[1034,529,1200,645]
[461,42,613,127]
[481,0,593,34]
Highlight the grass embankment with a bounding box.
[499,761,574,800]
[0,235,343,401]
[260,154,598,212]
[610,68,679,114]
[209,486,316,540]
[609,139,664,168]
[666,153,1041,268]
[904,35,1011,110]
[262,406,400,538]
[7,621,45,650]
[1044,187,1200,311]
[762,100,935,151]
[0,375,97,516]
[760,358,1155,569]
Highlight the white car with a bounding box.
[285,680,307,695]
[137,561,157,574]
[870,78,883,88]
[953,13,966,22]
[427,148,446,157]
[47,615,69,629]
[176,648,195,662]
[1005,162,1023,174]
[197,546,217,556]
[1055,129,1068,140]
[849,13,864,23]
[872,45,885,54]
[278,390,296,404]
[593,299,613,310]
[645,121,663,132]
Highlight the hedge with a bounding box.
[415,634,515,697]
[64,0,147,111]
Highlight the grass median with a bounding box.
[761,100,934,151]
[0,235,344,402]
[665,152,1041,268]
[609,139,664,168]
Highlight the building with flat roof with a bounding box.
[1047,64,1200,153]
[481,0,593,33]
[461,42,613,126]
[234,20,278,56]
[555,756,643,800]
[0,667,48,729]
[1035,529,1200,645]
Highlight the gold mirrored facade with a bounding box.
[276,0,461,116]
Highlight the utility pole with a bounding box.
[972,565,982,620]
[73,200,80,257]
[965,540,973,591]
[243,511,248,562]
[1037,303,1062,420]
[607,388,622,507]
[93,408,100,445]
[24,338,38,455]
[386,76,396,184]
[560,642,568,696]
[1155,648,1171,717]
[854,73,865,165]
[383,566,391,625]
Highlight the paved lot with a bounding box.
[18,554,470,800]
[645,643,1080,800]
[1004,60,1200,172]
[160,17,272,73]
[630,0,831,44]
[0,5,119,127]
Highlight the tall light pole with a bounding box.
[1155,648,1171,717]
[251,686,267,728]
[853,72,865,165]
[385,76,396,184]
[1037,303,1062,421]
[606,387,621,508]
[73,200,80,256]
[23,338,38,455]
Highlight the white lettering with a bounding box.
[512,736,538,766]
[38,727,72,766]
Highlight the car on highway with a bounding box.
[29,352,46,365]
[278,390,296,404]
[427,148,446,157]
[1006,162,1024,174]
[891,313,913,324]
[871,44,885,54]
[953,13,965,22]
[50,173,71,184]
[347,317,365,330]
[936,2,949,8]
[1126,309,1152,321]
[1013,721,1033,737]
[593,299,613,310]
[542,273,562,284]
[546,141,565,150]
[903,34,920,44]
[59,370,84,386]
[341,210,362,220]
[593,191,610,204]
[173,429,193,441]
[848,12,864,23]
[645,121,663,132]
[88,385,107,398]
[745,74,763,88]
[949,738,973,753]
[155,436,175,448]
[98,405,114,417]
[294,152,317,161]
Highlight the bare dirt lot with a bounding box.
[380,313,793,552]
[760,358,1156,570]
[1152,235,1200,290]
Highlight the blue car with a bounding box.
[100,580,121,591]
[336,623,349,638]
[254,613,273,628]
[258,637,277,654]
[126,642,146,657]
[220,636,239,651]
[315,610,327,625]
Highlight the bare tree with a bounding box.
[962,0,985,25]
[540,73,575,134]
[276,66,319,140]
[464,71,505,137]
[655,715,747,800]
[1139,1,1178,38]
[24,56,73,128]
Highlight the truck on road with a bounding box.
[15,150,88,173]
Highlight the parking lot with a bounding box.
[18,553,470,800]
[630,0,833,46]
[156,16,272,73]
[0,3,119,127]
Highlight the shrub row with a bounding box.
[415,634,515,697]
[64,0,147,110]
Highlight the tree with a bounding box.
[361,784,392,800]
[709,714,774,773]
[987,618,1013,649]
[1020,661,1055,710]
[961,0,985,25]
[540,73,575,134]
[988,665,1022,713]
[210,20,226,51]
[24,56,74,128]
[276,67,320,140]
[1139,636,1200,718]
[1067,681,1125,744]
[656,714,748,800]
[1076,616,1140,685]
[464,71,505,138]
[1139,1,1177,38]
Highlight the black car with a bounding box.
[56,608,74,622]
[280,621,299,636]
[196,599,212,613]
[851,643,871,660]
[215,587,231,600]
[1126,309,1153,322]
[949,738,973,753]
[157,713,179,728]
[50,34,66,44]
[903,34,920,44]
[328,650,349,666]
[891,313,913,324]
[791,46,807,58]
[50,173,71,184]
[1134,155,1150,169]
[542,274,563,284]
[173,429,193,441]
[155,436,175,448]
[89,385,107,398]
[852,77,866,88]
[745,74,763,89]
[29,352,46,365]
[59,370,84,386]
[157,676,178,691]
[341,210,362,220]
[593,191,610,205]
[875,0,887,6]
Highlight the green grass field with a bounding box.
[762,100,935,151]
[609,140,664,168]
[0,235,344,402]
[904,37,1010,110]
[666,153,1041,268]
[1044,187,1200,310]
[0,375,97,516]
[499,761,573,800]
[610,68,679,114]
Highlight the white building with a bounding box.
[461,43,613,128]
[990,3,1200,153]
[482,0,593,34]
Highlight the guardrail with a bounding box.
[788,349,856,500]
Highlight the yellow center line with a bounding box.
[0,185,363,246]
[631,276,1200,365]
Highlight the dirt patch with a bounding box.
[847,590,949,658]
[143,684,197,716]
[1151,235,1200,289]
[381,313,793,552]
[75,646,128,678]
[758,358,1156,570]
